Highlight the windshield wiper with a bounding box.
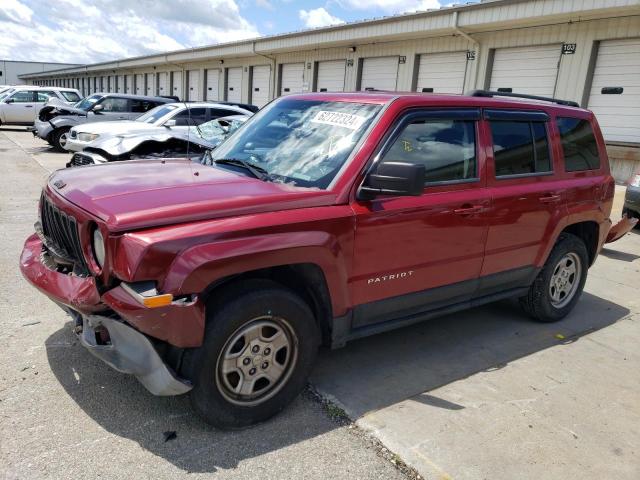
[214,158,269,180]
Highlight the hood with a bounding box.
[74,120,143,135]
[87,130,213,158]
[39,97,87,120]
[47,159,336,232]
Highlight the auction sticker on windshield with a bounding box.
[310,111,367,130]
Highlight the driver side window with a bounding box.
[98,97,129,112]
[382,118,477,184]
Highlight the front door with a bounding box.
[4,90,37,123]
[351,109,490,328]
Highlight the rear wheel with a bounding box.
[51,128,70,152]
[519,233,588,322]
[183,280,319,429]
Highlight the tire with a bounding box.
[519,233,589,322]
[51,128,70,152]
[182,279,319,429]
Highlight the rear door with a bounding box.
[416,51,468,93]
[226,67,243,102]
[481,109,566,285]
[586,38,640,143]
[280,63,304,95]
[360,56,398,91]
[250,65,271,107]
[489,45,561,96]
[351,109,489,327]
[316,60,346,92]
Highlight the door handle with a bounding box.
[539,194,561,204]
[453,205,484,215]
[25,105,34,108]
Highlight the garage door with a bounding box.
[489,45,560,97]
[158,72,169,96]
[188,70,200,101]
[226,67,242,102]
[134,74,144,95]
[280,63,304,95]
[587,38,640,143]
[206,69,220,101]
[416,51,468,93]
[115,75,122,93]
[172,71,183,99]
[101,76,107,92]
[360,56,398,91]
[145,73,155,96]
[316,60,346,92]
[125,75,134,94]
[251,65,271,107]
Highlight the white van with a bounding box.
[0,86,82,126]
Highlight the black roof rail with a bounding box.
[466,90,580,108]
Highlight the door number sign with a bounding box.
[562,43,577,54]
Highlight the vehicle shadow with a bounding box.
[45,323,340,474]
[46,291,628,472]
[311,292,629,418]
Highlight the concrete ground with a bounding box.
[2,128,639,480]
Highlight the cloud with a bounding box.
[299,7,345,29]
[255,0,273,9]
[0,0,33,23]
[338,0,442,13]
[0,0,259,64]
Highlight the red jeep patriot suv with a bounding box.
[20,91,631,428]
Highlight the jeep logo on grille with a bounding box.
[53,180,66,189]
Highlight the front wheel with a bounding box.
[519,233,589,322]
[51,128,70,152]
[183,280,319,429]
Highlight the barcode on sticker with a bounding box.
[310,111,366,130]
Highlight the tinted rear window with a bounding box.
[557,117,600,172]
[61,91,81,102]
[490,121,551,176]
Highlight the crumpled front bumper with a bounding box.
[20,233,193,396]
[34,119,54,140]
[78,314,192,396]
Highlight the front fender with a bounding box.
[162,231,352,316]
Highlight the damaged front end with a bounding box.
[38,97,87,122]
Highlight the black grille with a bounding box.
[39,193,88,273]
[69,153,95,167]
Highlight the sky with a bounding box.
[0,0,466,65]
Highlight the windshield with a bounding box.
[191,117,246,143]
[74,94,102,111]
[136,104,179,124]
[211,99,381,189]
[0,88,15,101]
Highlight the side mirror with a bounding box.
[358,161,425,199]
[164,119,176,128]
[5,98,14,104]
[92,104,104,112]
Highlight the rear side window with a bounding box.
[130,99,157,113]
[490,121,551,177]
[173,108,207,126]
[37,91,56,102]
[99,97,129,112]
[382,119,477,184]
[209,108,240,119]
[557,117,600,171]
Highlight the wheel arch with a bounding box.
[560,221,600,266]
[200,263,334,347]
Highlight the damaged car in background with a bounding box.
[64,102,255,153]
[33,93,173,151]
[67,115,249,167]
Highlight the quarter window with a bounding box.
[382,119,477,184]
[557,117,600,171]
[490,121,552,177]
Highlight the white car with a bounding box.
[65,102,255,152]
[0,86,81,126]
